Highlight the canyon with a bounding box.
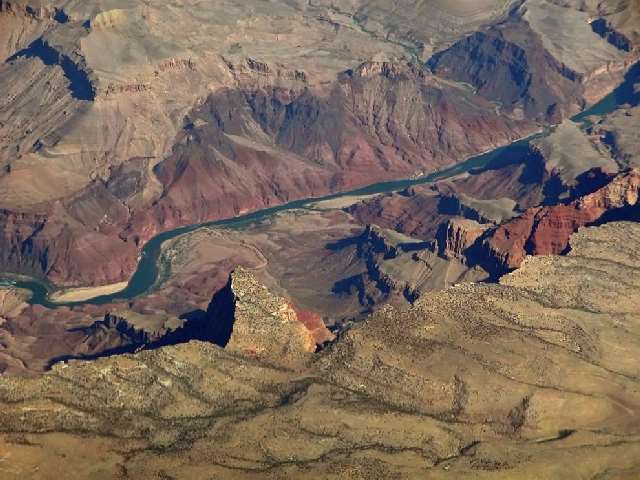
[0,0,637,288]
[0,1,639,478]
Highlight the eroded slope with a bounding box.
[1,221,639,478]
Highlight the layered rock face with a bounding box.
[133,62,530,240]
[436,218,489,261]
[329,223,489,310]
[0,204,138,286]
[71,311,185,358]
[205,268,333,362]
[428,23,584,122]
[484,168,640,272]
[428,1,639,119]
[1,222,639,478]
[346,167,640,285]
[346,185,453,240]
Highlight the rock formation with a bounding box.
[436,218,489,261]
[2,0,636,286]
[484,168,640,272]
[0,3,638,474]
[205,267,331,362]
[428,22,584,121]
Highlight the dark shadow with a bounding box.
[590,19,631,52]
[588,202,640,227]
[53,9,70,24]
[437,195,492,224]
[398,241,432,253]
[326,234,361,252]
[542,174,567,205]
[459,229,509,281]
[537,429,576,444]
[47,279,238,369]
[461,138,546,188]
[543,168,613,206]
[332,274,375,313]
[438,195,462,216]
[571,169,614,199]
[6,39,95,101]
[516,148,547,185]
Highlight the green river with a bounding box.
[1,61,638,308]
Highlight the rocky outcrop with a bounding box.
[206,268,332,361]
[224,57,308,86]
[428,22,584,121]
[436,218,488,261]
[0,209,49,277]
[0,286,28,320]
[483,169,640,272]
[346,186,449,240]
[79,311,184,347]
[72,314,157,357]
[0,1,65,21]
[357,225,403,260]
[330,224,485,308]
[37,270,332,370]
[581,55,640,105]
[0,206,137,287]
[8,38,95,101]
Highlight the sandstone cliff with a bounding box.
[206,268,332,362]
[484,168,640,272]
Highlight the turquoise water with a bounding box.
[572,62,640,124]
[3,61,638,308]
[3,136,537,308]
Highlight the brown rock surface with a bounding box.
[2,0,635,286]
[0,222,639,478]
[484,168,640,271]
[206,268,330,363]
[436,217,489,261]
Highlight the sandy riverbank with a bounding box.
[49,282,129,303]
[308,193,382,210]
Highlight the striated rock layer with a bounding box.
[484,168,640,272]
[131,62,530,243]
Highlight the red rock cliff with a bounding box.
[485,169,640,271]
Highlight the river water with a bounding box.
[2,61,638,308]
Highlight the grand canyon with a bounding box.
[0,0,639,478]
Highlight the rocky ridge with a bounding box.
[0,221,639,478]
[206,267,332,363]
[483,168,640,272]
